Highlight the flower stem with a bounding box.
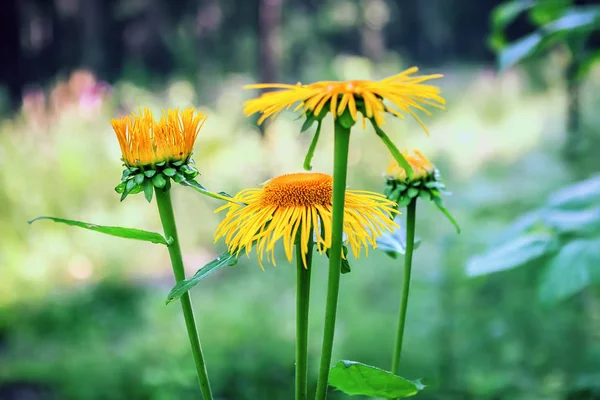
[154,188,214,400]
[315,121,351,400]
[391,198,417,375]
[295,233,314,400]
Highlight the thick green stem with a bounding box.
[391,199,417,375]
[315,122,351,400]
[155,188,214,400]
[295,232,314,400]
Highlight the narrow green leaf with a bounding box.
[466,233,554,277]
[143,179,153,203]
[166,251,239,304]
[329,360,424,398]
[371,121,414,179]
[433,199,461,233]
[300,113,316,132]
[303,120,322,171]
[28,216,169,245]
[180,179,244,204]
[544,6,600,34]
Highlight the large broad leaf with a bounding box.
[166,251,238,304]
[498,32,545,71]
[29,216,170,245]
[329,361,424,399]
[547,175,600,210]
[542,207,600,235]
[466,233,555,277]
[539,238,600,305]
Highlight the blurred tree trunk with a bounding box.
[0,0,22,111]
[80,0,108,77]
[258,0,283,136]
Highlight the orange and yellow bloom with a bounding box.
[111,107,206,167]
[244,67,445,132]
[214,172,399,268]
[386,150,435,182]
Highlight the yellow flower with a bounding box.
[214,172,399,268]
[111,107,206,167]
[386,150,435,182]
[244,67,445,132]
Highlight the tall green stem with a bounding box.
[315,122,351,400]
[295,233,314,400]
[155,188,214,400]
[391,199,417,374]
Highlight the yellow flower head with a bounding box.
[111,107,206,167]
[244,67,445,133]
[386,150,435,182]
[214,172,399,268]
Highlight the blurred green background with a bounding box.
[1,0,600,399]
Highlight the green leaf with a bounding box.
[28,216,170,245]
[152,173,167,189]
[166,251,239,304]
[529,0,571,25]
[547,175,600,209]
[543,6,600,34]
[466,233,555,277]
[179,179,243,204]
[143,179,153,203]
[143,169,157,178]
[303,120,322,171]
[163,168,177,177]
[325,245,352,274]
[329,360,424,398]
[498,32,544,71]
[539,238,600,305]
[542,207,600,235]
[300,113,316,132]
[376,216,422,259]
[371,121,414,179]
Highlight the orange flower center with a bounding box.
[260,172,333,208]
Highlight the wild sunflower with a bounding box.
[111,107,206,168]
[244,67,445,133]
[214,172,399,268]
[110,107,218,202]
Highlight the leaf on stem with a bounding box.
[166,251,239,304]
[179,179,243,204]
[370,120,414,179]
[329,360,424,398]
[303,120,322,171]
[433,198,461,233]
[28,216,170,245]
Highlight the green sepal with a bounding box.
[115,182,126,194]
[121,169,132,181]
[397,196,412,208]
[152,173,167,189]
[155,161,166,167]
[303,120,322,171]
[29,216,170,245]
[337,108,356,129]
[143,179,154,203]
[411,180,421,186]
[125,178,136,193]
[325,245,351,274]
[163,167,177,177]
[396,184,408,192]
[172,160,184,167]
[173,173,185,183]
[418,190,431,201]
[407,188,420,198]
[143,169,157,178]
[166,251,239,304]
[128,166,139,172]
[134,173,145,185]
[301,113,316,132]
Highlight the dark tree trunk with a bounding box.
[258,0,283,136]
[0,0,23,112]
